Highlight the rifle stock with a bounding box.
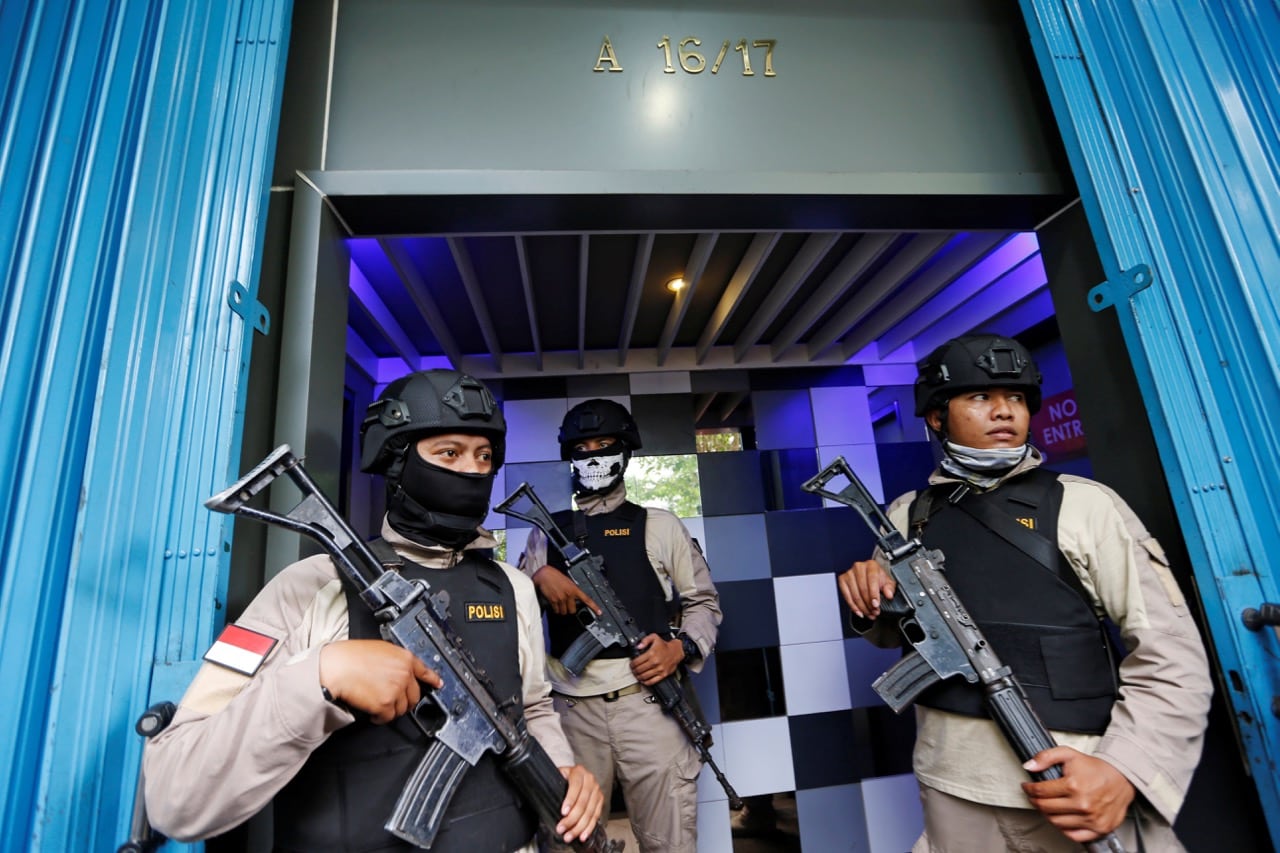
[802,457,1128,853]
[496,483,744,810]
[207,445,622,852]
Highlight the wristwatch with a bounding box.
[678,633,701,663]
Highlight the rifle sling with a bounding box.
[954,493,1058,576]
[948,480,1098,609]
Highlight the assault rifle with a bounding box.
[206,445,621,852]
[801,457,1126,853]
[496,483,743,810]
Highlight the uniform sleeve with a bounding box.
[142,557,353,840]
[504,562,575,767]
[517,525,551,579]
[648,510,721,672]
[1059,478,1212,823]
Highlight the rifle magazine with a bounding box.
[560,629,606,677]
[385,739,470,848]
[872,651,943,714]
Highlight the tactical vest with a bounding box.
[272,548,537,852]
[911,469,1119,734]
[545,502,674,660]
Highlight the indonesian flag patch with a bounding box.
[203,624,279,676]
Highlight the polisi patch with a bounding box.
[466,602,506,622]
[602,527,631,537]
[1016,516,1037,530]
[204,624,278,676]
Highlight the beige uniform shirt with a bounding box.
[143,521,572,848]
[517,482,723,697]
[862,450,1211,824]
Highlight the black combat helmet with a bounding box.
[360,369,506,476]
[557,398,642,460]
[913,334,1043,417]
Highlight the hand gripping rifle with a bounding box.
[801,457,1126,853]
[496,483,744,810]
[205,445,622,852]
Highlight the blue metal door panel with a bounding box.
[1021,0,1280,843]
[0,0,291,849]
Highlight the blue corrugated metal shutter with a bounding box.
[1020,0,1280,843]
[0,0,291,849]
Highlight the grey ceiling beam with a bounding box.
[715,390,748,423]
[617,233,654,367]
[733,232,839,363]
[693,391,717,423]
[577,235,589,370]
[908,251,1047,357]
[806,232,954,358]
[876,233,1040,356]
[378,237,465,368]
[696,231,779,364]
[769,233,896,360]
[657,232,718,366]
[454,343,852,379]
[513,236,543,371]
[447,237,503,370]
[839,231,1008,359]
[347,279,419,372]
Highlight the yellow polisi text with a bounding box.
[465,602,506,622]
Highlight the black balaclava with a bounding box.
[386,439,494,549]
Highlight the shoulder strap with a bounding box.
[953,493,1058,574]
[950,470,1097,607]
[551,508,588,547]
[616,501,648,523]
[908,488,934,538]
[909,485,962,538]
[366,538,403,569]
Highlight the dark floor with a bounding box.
[605,792,801,853]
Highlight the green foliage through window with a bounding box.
[627,455,702,519]
[696,429,743,453]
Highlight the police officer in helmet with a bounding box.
[518,398,723,853]
[838,335,1210,853]
[144,370,604,852]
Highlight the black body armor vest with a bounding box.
[272,548,537,852]
[912,469,1119,734]
[545,502,674,660]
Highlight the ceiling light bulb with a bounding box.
[667,277,686,293]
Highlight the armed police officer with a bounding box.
[144,369,603,852]
[517,399,722,853]
[838,335,1211,853]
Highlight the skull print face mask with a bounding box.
[569,446,627,496]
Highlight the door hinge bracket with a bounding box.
[229,280,270,336]
[1087,264,1153,313]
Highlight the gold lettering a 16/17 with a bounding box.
[622,35,776,77]
[657,36,776,76]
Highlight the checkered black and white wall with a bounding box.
[481,366,936,853]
